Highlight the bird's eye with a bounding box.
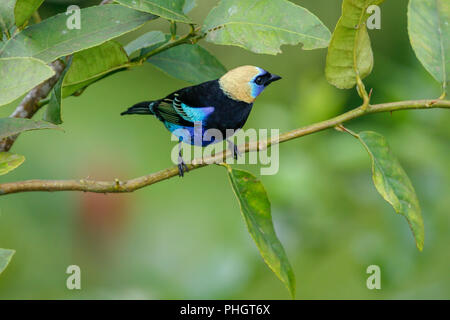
[255,76,264,85]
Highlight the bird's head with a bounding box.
[218,65,281,104]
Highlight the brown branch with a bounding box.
[0,99,448,196]
[0,0,112,153]
[0,60,65,152]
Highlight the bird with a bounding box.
[120,65,281,177]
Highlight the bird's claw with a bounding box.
[178,158,189,177]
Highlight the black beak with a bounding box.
[266,73,282,85]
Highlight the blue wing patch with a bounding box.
[180,103,214,122]
[170,95,214,122]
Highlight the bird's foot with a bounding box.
[177,156,189,177]
[227,140,241,160]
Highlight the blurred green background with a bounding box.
[0,0,449,299]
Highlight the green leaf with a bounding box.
[408,0,449,94]
[0,248,15,275]
[147,41,227,83]
[202,0,331,55]
[226,167,296,298]
[0,0,16,33]
[124,30,165,56]
[0,151,24,175]
[0,117,61,140]
[183,0,196,14]
[62,41,130,98]
[14,0,44,27]
[43,57,72,124]
[0,57,55,106]
[0,4,157,63]
[325,0,385,89]
[357,131,424,251]
[115,0,192,23]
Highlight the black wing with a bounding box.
[153,80,220,126]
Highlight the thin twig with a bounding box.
[0,99,448,196]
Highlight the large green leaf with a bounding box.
[124,30,165,56]
[43,57,72,124]
[0,117,61,140]
[0,57,55,106]
[0,248,15,275]
[202,0,330,55]
[147,41,227,83]
[408,0,449,94]
[227,167,296,298]
[357,131,424,251]
[62,41,130,98]
[325,0,385,89]
[14,0,44,27]
[0,4,157,63]
[0,0,15,33]
[0,151,24,175]
[115,0,192,23]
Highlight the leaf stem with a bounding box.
[335,124,358,138]
[32,10,42,24]
[356,74,370,109]
[170,21,177,40]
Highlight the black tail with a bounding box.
[120,101,154,116]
